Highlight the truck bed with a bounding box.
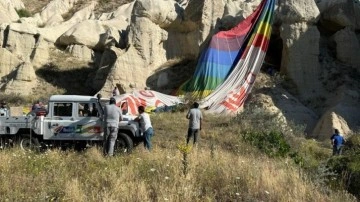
[0,116,33,135]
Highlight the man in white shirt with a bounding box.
[135,106,153,151]
[186,102,203,145]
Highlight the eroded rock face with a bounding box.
[222,0,261,29]
[39,0,78,24]
[4,61,37,95]
[66,44,93,61]
[0,0,358,141]
[317,0,360,30]
[248,76,319,134]
[332,27,360,70]
[0,48,22,78]
[5,26,37,59]
[0,1,19,24]
[98,16,168,94]
[277,0,323,101]
[55,2,129,50]
[57,20,113,49]
[313,110,352,141]
[132,0,179,28]
[98,0,228,94]
[99,2,134,21]
[196,0,225,47]
[97,0,181,94]
[2,0,25,10]
[31,36,53,68]
[278,0,320,23]
[280,22,323,100]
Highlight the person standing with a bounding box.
[135,106,153,151]
[186,102,203,145]
[104,97,123,156]
[331,129,345,155]
[0,101,8,117]
[32,100,41,110]
[30,100,48,116]
[112,86,120,96]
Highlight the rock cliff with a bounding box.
[0,0,359,141]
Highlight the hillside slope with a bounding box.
[0,0,359,141]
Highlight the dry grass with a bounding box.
[21,0,132,19]
[62,0,90,21]
[94,0,133,16]
[0,112,356,201]
[22,0,50,14]
[48,48,90,70]
[34,48,96,95]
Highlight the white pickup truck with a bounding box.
[0,95,142,154]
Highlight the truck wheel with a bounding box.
[0,138,12,149]
[0,138,4,149]
[20,136,41,152]
[115,132,133,154]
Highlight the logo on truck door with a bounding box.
[75,125,102,133]
[51,125,102,136]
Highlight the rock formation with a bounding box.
[0,0,359,141]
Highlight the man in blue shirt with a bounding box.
[331,129,345,155]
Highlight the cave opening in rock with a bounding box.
[262,24,282,76]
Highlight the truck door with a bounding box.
[43,102,76,140]
[72,102,103,140]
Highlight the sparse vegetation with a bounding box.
[280,75,299,95]
[21,0,49,15]
[324,134,360,198]
[21,0,133,19]
[95,0,133,16]
[16,9,32,18]
[0,106,358,201]
[36,63,96,95]
[33,48,97,95]
[242,130,291,158]
[61,0,88,21]
[0,93,34,107]
[1,1,359,201]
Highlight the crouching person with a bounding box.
[135,106,153,151]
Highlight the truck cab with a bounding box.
[35,95,105,141]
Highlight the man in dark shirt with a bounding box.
[186,102,203,145]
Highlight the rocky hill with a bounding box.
[0,0,359,141]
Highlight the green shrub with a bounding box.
[324,133,360,198]
[344,135,360,155]
[0,93,37,107]
[298,139,331,171]
[16,9,32,17]
[241,130,290,158]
